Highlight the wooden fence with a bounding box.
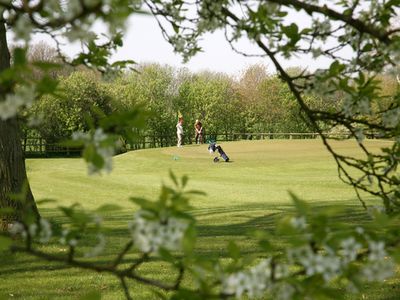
[22,132,359,156]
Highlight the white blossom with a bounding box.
[59,228,78,247]
[382,107,400,128]
[222,259,272,298]
[8,222,26,238]
[29,223,38,237]
[340,237,362,264]
[311,47,323,58]
[93,214,103,227]
[274,263,289,279]
[0,85,36,121]
[43,0,63,20]
[84,234,106,257]
[274,282,296,300]
[290,216,307,230]
[13,16,32,42]
[354,128,365,144]
[367,205,385,218]
[72,128,115,175]
[66,0,83,19]
[68,238,78,247]
[129,210,189,253]
[289,245,341,281]
[65,27,97,43]
[368,240,386,261]
[38,219,52,244]
[355,226,364,235]
[362,259,394,282]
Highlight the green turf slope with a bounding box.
[1,139,398,299]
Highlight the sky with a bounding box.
[116,14,269,76]
[112,14,331,76]
[24,10,338,77]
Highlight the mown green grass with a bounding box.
[1,139,398,299]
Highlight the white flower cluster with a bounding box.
[312,19,332,42]
[8,222,26,238]
[0,85,36,121]
[362,259,394,282]
[66,0,83,19]
[65,26,97,44]
[129,210,189,253]
[288,235,394,285]
[382,107,400,128]
[291,246,341,281]
[273,282,296,300]
[84,234,106,257]
[368,240,386,261]
[169,35,187,53]
[13,16,33,42]
[362,240,394,281]
[72,128,114,175]
[354,128,365,144]
[59,228,78,247]
[342,95,371,118]
[43,0,63,20]
[222,259,272,298]
[340,237,362,264]
[9,219,52,243]
[290,216,307,230]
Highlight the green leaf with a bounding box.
[96,204,123,212]
[13,48,27,66]
[0,236,12,251]
[79,291,101,300]
[129,197,159,211]
[282,23,300,46]
[182,225,196,254]
[362,43,373,52]
[158,247,175,263]
[329,61,345,76]
[172,22,180,34]
[171,211,195,222]
[151,290,168,300]
[0,208,15,216]
[36,198,57,205]
[227,241,241,260]
[181,175,189,188]
[32,61,61,71]
[169,170,178,187]
[36,76,59,94]
[186,190,206,196]
[171,289,202,300]
[289,191,309,215]
[258,239,272,251]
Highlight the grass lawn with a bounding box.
[1,139,398,299]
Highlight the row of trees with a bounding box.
[22,42,400,147]
[24,61,343,144]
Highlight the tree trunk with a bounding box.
[0,20,39,229]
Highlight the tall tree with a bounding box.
[0,19,39,227]
[0,1,139,227]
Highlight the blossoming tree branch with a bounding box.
[145,0,400,213]
[0,0,400,299]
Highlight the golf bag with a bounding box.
[208,142,229,162]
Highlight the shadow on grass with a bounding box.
[1,200,397,300]
[0,201,374,277]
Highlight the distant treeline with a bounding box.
[22,47,398,145]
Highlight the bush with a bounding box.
[30,71,113,142]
